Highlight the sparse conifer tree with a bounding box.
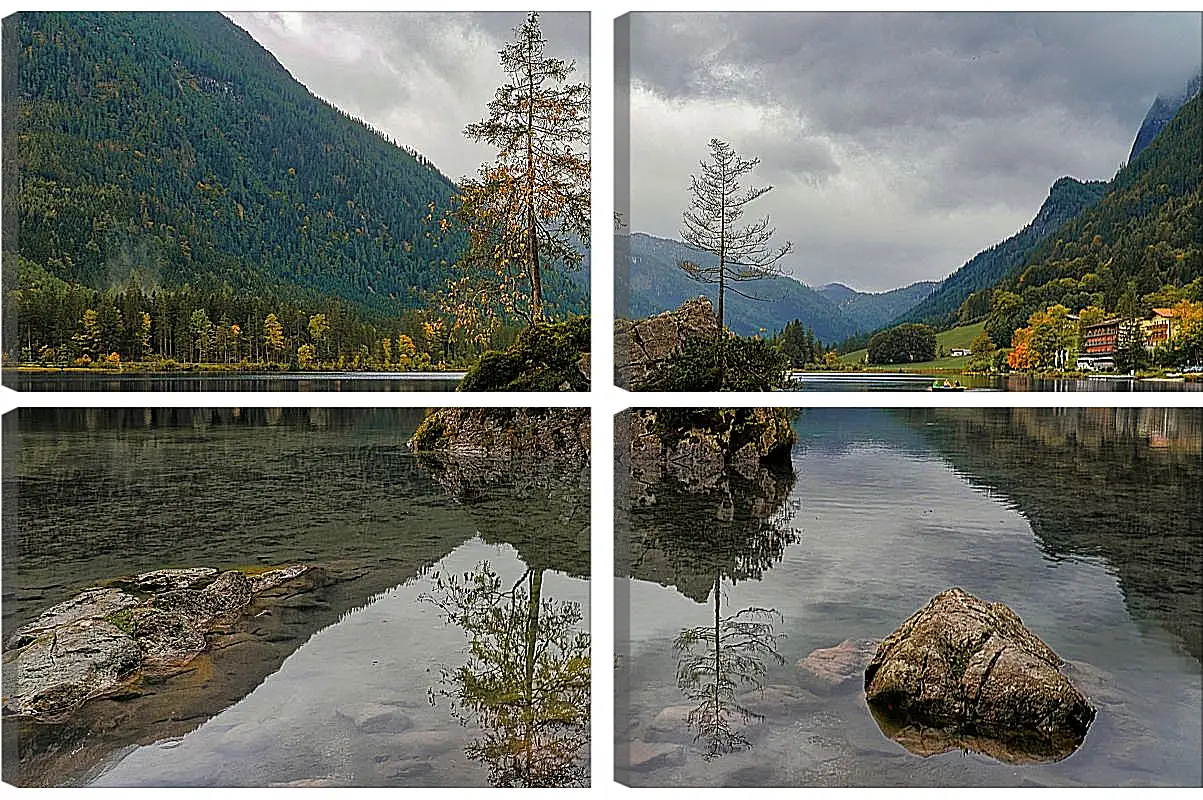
[680,138,792,380]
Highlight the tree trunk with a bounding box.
[712,575,721,723]
[524,568,544,777]
[525,32,543,325]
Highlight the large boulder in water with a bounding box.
[863,587,1095,763]
[409,407,590,466]
[627,407,795,490]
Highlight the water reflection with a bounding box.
[3,408,590,787]
[415,433,592,786]
[674,605,785,759]
[623,445,799,759]
[870,702,1087,765]
[618,408,1202,787]
[422,562,590,787]
[894,408,1203,663]
[4,371,464,392]
[868,705,1086,766]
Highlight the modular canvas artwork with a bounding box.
[615,12,1203,391]
[2,11,591,392]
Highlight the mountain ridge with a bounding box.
[892,176,1109,330]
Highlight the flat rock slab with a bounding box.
[3,563,322,723]
[8,588,141,649]
[250,564,321,595]
[796,639,878,692]
[864,587,1095,762]
[625,741,686,772]
[132,568,218,592]
[3,620,142,718]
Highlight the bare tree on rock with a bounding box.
[680,138,792,380]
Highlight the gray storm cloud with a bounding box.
[627,11,1201,291]
[225,11,589,184]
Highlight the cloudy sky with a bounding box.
[225,11,590,182]
[626,12,1201,292]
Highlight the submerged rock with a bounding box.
[796,639,878,693]
[644,704,694,742]
[736,684,820,717]
[336,702,414,735]
[624,741,686,772]
[2,565,320,721]
[863,587,1095,763]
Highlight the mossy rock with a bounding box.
[636,333,790,392]
[458,316,590,392]
[643,408,796,468]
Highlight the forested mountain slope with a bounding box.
[895,177,1108,329]
[11,11,459,314]
[1128,72,1200,162]
[817,280,938,333]
[984,93,1201,343]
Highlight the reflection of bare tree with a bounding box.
[674,594,784,760]
[624,460,798,759]
[422,562,590,787]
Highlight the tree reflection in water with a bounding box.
[674,600,784,759]
[626,453,799,759]
[421,562,590,787]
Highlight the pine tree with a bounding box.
[454,11,590,325]
[680,138,792,379]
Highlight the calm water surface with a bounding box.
[617,408,1202,787]
[3,408,590,787]
[3,371,465,392]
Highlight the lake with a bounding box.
[788,372,1203,391]
[2,371,466,392]
[616,407,1202,787]
[2,408,590,787]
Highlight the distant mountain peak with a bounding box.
[1128,71,1201,163]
